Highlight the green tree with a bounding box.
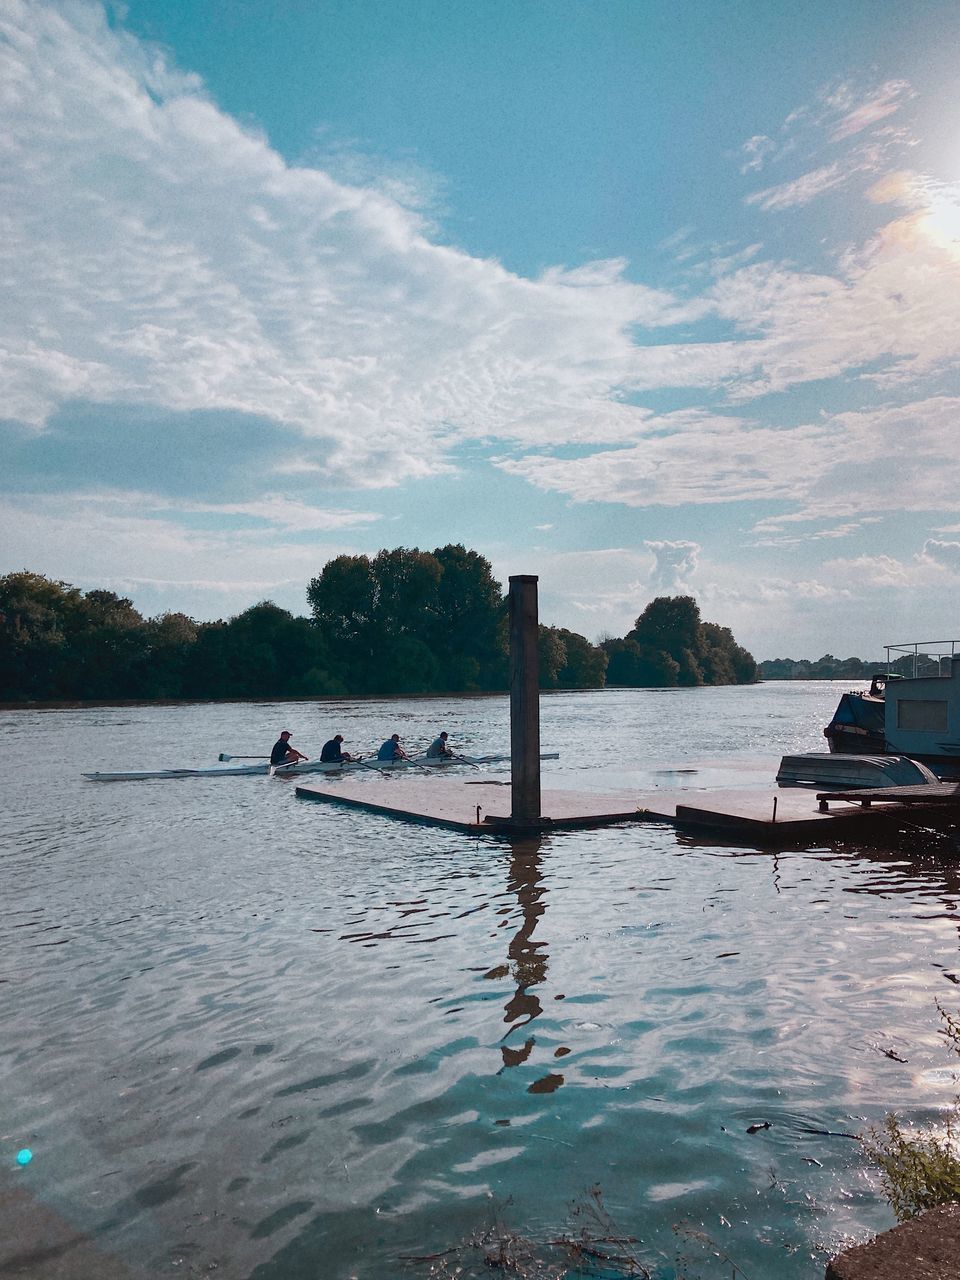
[136,612,198,699]
[0,572,152,699]
[430,544,506,690]
[307,545,506,694]
[604,595,755,688]
[700,622,758,686]
[0,571,79,698]
[537,626,568,688]
[602,636,681,687]
[539,626,607,688]
[69,589,148,699]
[184,601,339,699]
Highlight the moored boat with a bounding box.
[824,640,960,771]
[777,752,939,788]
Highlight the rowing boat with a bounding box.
[82,752,560,782]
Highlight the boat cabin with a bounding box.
[884,653,960,761]
[824,641,960,766]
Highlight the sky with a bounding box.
[2,0,960,660]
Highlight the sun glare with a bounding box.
[919,190,960,255]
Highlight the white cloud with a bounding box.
[0,0,691,483]
[824,79,915,142]
[920,539,960,574]
[3,8,957,512]
[645,540,700,591]
[495,410,838,507]
[176,497,382,532]
[746,163,845,211]
[0,491,356,617]
[496,394,960,535]
[740,135,776,174]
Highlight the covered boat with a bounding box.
[777,752,939,788]
[822,673,892,754]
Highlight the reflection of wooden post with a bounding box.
[509,575,541,822]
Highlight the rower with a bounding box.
[270,731,308,767]
[425,731,453,759]
[320,734,353,763]
[377,733,408,761]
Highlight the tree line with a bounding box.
[760,655,888,680]
[0,548,758,702]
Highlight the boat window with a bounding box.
[896,698,948,732]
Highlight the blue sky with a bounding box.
[2,0,960,658]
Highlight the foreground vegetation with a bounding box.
[0,551,757,700]
[864,1002,960,1220]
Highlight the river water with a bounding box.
[2,683,959,1279]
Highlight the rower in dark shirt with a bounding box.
[270,731,308,767]
[320,734,352,763]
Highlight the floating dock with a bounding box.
[295,777,644,834]
[295,776,960,844]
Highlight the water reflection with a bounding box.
[7,686,960,1280]
[493,837,565,1094]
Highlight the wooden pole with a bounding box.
[509,575,541,822]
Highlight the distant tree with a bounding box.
[69,589,148,698]
[700,622,758,685]
[758,655,886,680]
[601,636,681,687]
[604,594,755,688]
[0,572,151,699]
[430,544,506,690]
[536,626,608,689]
[306,544,506,694]
[537,626,568,689]
[552,627,608,688]
[308,549,437,693]
[633,596,703,662]
[182,602,340,699]
[0,571,80,698]
[2,565,757,702]
[136,612,198,699]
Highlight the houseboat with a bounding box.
[824,641,960,772]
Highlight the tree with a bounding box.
[0,571,79,698]
[538,626,568,689]
[430,544,506,691]
[136,612,198,699]
[306,544,506,694]
[182,602,340,699]
[539,626,607,688]
[0,572,151,699]
[604,595,755,688]
[632,596,703,662]
[700,622,758,686]
[69,589,148,699]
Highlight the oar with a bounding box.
[218,753,268,762]
[272,756,310,772]
[451,753,481,771]
[355,758,389,773]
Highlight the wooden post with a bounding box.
[509,575,541,822]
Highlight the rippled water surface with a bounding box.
[2,685,960,1279]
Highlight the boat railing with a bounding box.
[884,640,960,679]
